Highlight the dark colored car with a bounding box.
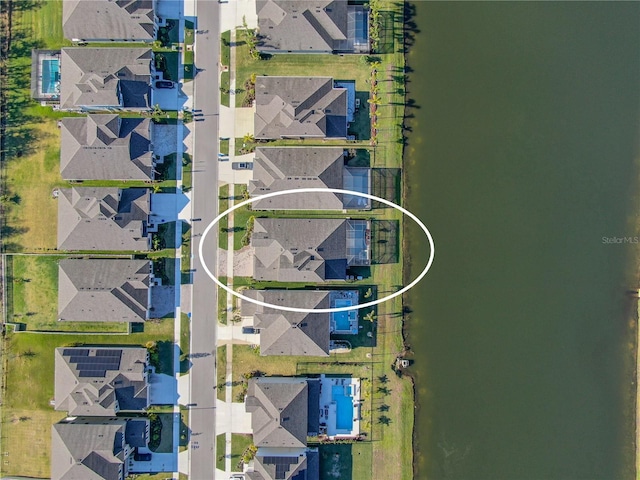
[155,80,175,89]
[134,451,152,461]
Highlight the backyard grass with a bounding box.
[3,121,64,252]
[7,255,128,333]
[1,408,66,479]
[231,433,253,472]
[318,442,373,480]
[219,185,229,250]
[12,0,69,49]
[216,434,226,471]
[216,345,227,401]
[1,318,174,478]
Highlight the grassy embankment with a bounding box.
[229,3,411,479]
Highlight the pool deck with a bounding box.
[318,375,361,439]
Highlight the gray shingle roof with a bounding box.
[242,290,331,356]
[60,114,153,180]
[63,0,155,42]
[52,419,126,480]
[54,347,149,416]
[57,187,150,251]
[256,0,348,53]
[246,377,309,448]
[251,218,348,282]
[60,47,151,110]
[58,259,151,322]
[250,147,344,210]
[255,77,347,139]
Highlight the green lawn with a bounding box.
[218,276,228,325]
[220,138,230,156]
[231,434,253,472]
[184,49,194,81]
[216,434,226,471]
[181,221,192,284]
[180,312,190,374]
[318,443,373,480]
[182,152,193,192]
[219,185,229,250]
[7,255,129,333]
[221,30,231,67]
[220,70,231,107]
[185,25,195,46]
[216,345,227,401]
[13,0,70,49]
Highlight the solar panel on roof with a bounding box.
[63,348,89,357]
[78,370,106,378]
[95,349,122,357]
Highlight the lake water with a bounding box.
[403,3,640,479]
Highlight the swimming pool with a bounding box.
[42,59,60,94]
[332,298,356,331]
[332,385,353,431]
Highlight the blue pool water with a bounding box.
[332,298,354,331]
[42,59,60,94]
[332,385,353,431]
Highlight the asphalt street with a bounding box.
[188,0,221,478]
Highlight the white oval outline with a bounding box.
[198,187,434,313]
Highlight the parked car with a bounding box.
[155,80,175,89]
[218,153,229,161]
[232,162,253,170]
[134,451,152,461]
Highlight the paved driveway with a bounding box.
[153,124,179,157]
[150,373,179,405]
[151,192,190,223]
[154,84,189,111]
[129,451,177,473]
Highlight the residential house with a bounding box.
[241,290,331,356]
[249,147,371,210]
[256,0,369,54]
[245,377,320,448]
[54,347,150,416]
[251,218,370,282]
[63,0,157,42]
[60,114,154,181]
[245,377,321,479]
[51,417,148,480]
[58,259,152,323]
[255,76,348,139]
[60,47,152,110]
[57,187,151,251]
